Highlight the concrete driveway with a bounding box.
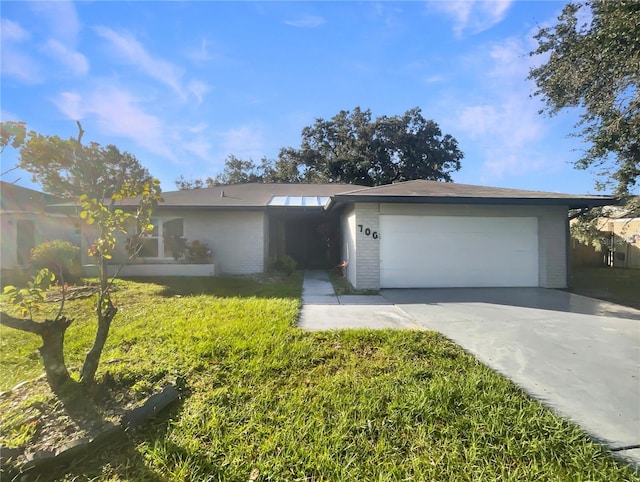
[381,287,640,463]
[298,272,640,463]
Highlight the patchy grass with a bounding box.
[328,269,378,296]
[1,273,638,481]
[570,267,640,309]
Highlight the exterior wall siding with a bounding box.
[351,202,569,289]
[100,209,266,275]
[340,206,357,287]
[353,203,380,290]
[185,210,265,275]
[1,213,80,269]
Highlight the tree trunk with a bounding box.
[0,313,74,395]
[39,318,74,393]
[80,301,117,385]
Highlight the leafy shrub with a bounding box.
[267,255,297,275]
[30,240,81,285]
[185,240,213,263]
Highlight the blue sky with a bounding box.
[1,1,607,195]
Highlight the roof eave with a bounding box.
[328,195,618,210]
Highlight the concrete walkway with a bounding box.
[299,270,421,330]
[297,270,640,465]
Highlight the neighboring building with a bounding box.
[59,180,614,289]
[0,181,79,274]
[599,217,640,269]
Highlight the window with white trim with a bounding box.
[139,217,184,259]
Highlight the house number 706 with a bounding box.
[358,225,379,239]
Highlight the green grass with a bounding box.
[1,272,638,481]
[570,267,640,309]
[328,269,378,296]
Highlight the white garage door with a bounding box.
[379,215,538,288]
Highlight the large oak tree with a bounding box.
[528,0,639,199]
[278,107,463,186]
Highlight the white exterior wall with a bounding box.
[340,206,357,287]
[1,213,80,269]
[92,209,267,276]
[184,210,266,274]
[353,203,381,290]
[349,203,569,290]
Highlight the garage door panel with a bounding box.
[380,215,538,288]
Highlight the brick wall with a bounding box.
[186,210,265,274]
[354,203,380,290]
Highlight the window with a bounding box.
[138,218,184,258]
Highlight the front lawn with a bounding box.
[570,267,640,309]
[1,273,637,481]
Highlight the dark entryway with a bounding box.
[268,210,340,269]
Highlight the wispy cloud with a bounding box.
[188,80,211,104]
[43,39,89,76]
[94,26,186,99]
[1,50,41,83]
[284,15,326,28]
[187,37,217,63]
[53,86,174,160]
[218,124,265,160]
[446,34,555,182]
[30,0,81,44]
[430,0,513,37]
[1,19,30,42]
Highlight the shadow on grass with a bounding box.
[126,272,303,300]
[46,398,188,482]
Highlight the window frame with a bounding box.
[138,217,184,260]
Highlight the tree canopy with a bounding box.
[176,107,463,189]
[528,0,639,197]
[1,121,162,392]
[278,107,463,186]
[8,122,153,200]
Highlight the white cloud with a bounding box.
[94,26,186,99]
[284,15,326,28]
[188,80,211,104]
[184,138,212,160]
[430,0,513,37]
[53,86,175,160]
[1,50,41,83]
[187,37,215,63]
[43,39,89,76]
[446,34,554,181]
[30,0,81,43]
[218,125,265,160]
[1,19,30,42]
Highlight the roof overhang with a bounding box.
[325,195,618,211]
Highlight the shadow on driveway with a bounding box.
[381,287,640,320]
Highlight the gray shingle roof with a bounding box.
[328,180,616,209]
[47,180,617,211]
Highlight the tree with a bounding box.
[175,155,277,189]
[528,0,639,198]
[278,107,463,186]
[16,121,152,199]
[0,121,162,393]
[176,107,462,189]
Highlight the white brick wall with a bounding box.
[184,210,266,274]
[351,202,569,289]
[341,206,357,287]
[353,203,380,290]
